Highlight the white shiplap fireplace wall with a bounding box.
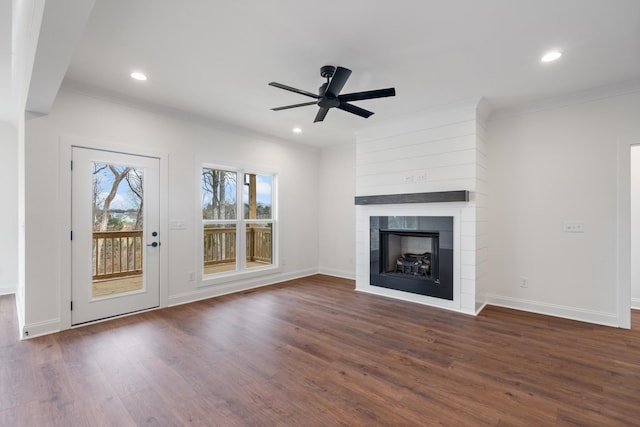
[355,101,488,315]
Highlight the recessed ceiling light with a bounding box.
[130,72,147,81]
[292,127,302,133]
[541,51,562,63]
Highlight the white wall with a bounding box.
[23,87,320,336]
[631,145,640,309]
[487,91,640,326]
[318,143,356,279]
[0,122,18,295]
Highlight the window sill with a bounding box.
[198,264,281,288]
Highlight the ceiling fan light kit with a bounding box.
[269,65,396,123]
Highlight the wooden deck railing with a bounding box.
[93,230,143,280]
[93,227,272,281]
[247,226,272,263]
[203,227,237,266]
[203,226,272,266]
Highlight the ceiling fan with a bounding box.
[269,65,396,123]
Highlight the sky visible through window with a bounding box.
[93,164,142,211]
[244,174,272,206]
[201,173,272,207]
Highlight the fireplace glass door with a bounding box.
[370,216,453,300]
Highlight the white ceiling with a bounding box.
[23,0,640,146]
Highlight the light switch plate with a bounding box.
[563,221,584,233]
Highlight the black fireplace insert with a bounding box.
[370,216,453,300]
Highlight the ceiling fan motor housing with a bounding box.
[318,82,340,108]
[320,65,336,79]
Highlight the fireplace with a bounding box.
[370,216,453,300]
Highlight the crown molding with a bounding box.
[489,79,640,121]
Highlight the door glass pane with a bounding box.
[91,163,144,298]
[243,173,272,219]
[246,222,272,268]
[203,224,237,274]
[202,168,237,220]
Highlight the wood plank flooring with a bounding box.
[2,274,640,426]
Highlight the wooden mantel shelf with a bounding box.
[354,190,469,205]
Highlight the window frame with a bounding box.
[198,163,278,287]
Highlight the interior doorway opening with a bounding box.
[630,145,640,315]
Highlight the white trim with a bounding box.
[22,305,169,339]
[490,79,640,121]
[197,163,279,287]
[632,298,640,310]
[21,317,61,340]
[169,268,317,306]
[199,263,282,287]
[58,135,170,331]
[317,267,356,281]
[15,290,24,339]
[356,205,465,313]
[485,294,619,328]
[475,301,488,315]
[616,138,636,329]
[0,284,16,295]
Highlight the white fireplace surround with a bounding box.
[354,102,488,316]
[356,203,470,313]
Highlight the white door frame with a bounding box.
[59,136,169,330]
[616,138,637,329]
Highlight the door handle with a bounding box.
[147,242,160,247]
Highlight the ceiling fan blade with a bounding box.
[325,66,352,97]
[314,107,330,122]
[269,82,319,99]
[271,101,318,111]
[337,102,374,119]
[339,88,396,102]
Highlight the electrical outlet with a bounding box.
[189,272,195,281]
[563,221,584,233]
[520,277,529,288]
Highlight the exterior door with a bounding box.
[71,147,160,325]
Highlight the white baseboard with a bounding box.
[484,294,619,327]
[631,298,640,310]
[22,318,61,340]
[0,284,16,296]
[475,301,488,315]
[15,289,25,339]
[317,267,355,281]
[168,268,318,307]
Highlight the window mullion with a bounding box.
[236,170,246,271]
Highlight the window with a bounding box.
[201,166,275,280]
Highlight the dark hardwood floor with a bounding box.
[2,275,640,426]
